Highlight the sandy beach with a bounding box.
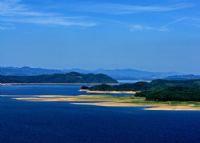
[144,106,200,111]
[80,89,136,94]
[13,95,200,111]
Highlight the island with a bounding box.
[81,79,200,101]
[80,81,149,94]
[0,72,118,84]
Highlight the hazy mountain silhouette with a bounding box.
[0,66,182,80]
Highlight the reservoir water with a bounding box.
[0,84,200,143]
[0,84,83,95]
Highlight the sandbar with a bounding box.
[13,95,200,111]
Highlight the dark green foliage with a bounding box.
[150,79,200,88]
[135,79,200,101]
[87,79,200,101]
[134,91,148,97]
[143,86,200,101]
[0,72,118,83]
[81,86,89,90]
[88,84,114,91]
[86,81,149,91]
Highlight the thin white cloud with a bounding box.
[160,17,200,31]
[129,17,200,32]
[160,17,187,30]
[0,1,197,31]
[0,0,96,29]
[72,3,193,14]
[0,0,49,16]
[129,24,166,32]
[4,17,96,27]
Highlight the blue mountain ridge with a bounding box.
[0,66,188,80]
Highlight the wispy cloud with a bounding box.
[0,0,51,17]
[0,1,197,31]
[129,24,167,32]
[129,17,200,32]
[160,17,187,31]
[72,3,193,14]
[3,17,96,27]
[0,0,96,30]
[160,17,200,31]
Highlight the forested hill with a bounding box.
[82,79,200,101]
[0,72,118,84]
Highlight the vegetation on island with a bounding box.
[0,72,118,83]
[136,79,200,101]
[82,79,200,102]
[83,81,149,91]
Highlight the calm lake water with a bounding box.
[0,84,132,96]
[0,84,83,95]
[0,85,200,143]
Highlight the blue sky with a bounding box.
[0,0,200,73]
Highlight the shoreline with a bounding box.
[12,95,200,111]
[144,106,200,111]
[80,89,136,94]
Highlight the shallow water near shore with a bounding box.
[1,85,200,143]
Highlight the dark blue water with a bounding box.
[0,85,200,143]
[0,84,132,96]
[0,84,83,95]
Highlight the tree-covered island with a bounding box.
[81,79,200,101]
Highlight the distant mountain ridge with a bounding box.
[0,66,183,80]
[166,74,200,80]
[93,69,180,80]
[0,72,117,84]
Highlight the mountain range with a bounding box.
[0,72,117,84]
[166,75,200,80]
[0,66,185,80]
